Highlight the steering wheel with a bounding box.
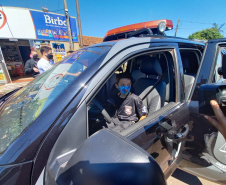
[92,98,112,123]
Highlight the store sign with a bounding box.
[0,10,7,29]
[44,15,67,26]
[0,7,78,42]
[30,10,78,42]
[0,7,36,39]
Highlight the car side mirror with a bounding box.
[46,129,166,185]
[199,84,226,116]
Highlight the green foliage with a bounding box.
[188,27,224,40]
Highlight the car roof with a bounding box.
[90,35,205,48]
[88,36,205,67]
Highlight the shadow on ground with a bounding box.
[172,169,202,185]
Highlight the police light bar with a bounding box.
[104,19,173,38]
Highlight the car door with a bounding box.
[43,41,191,184]
[120,44,191,179]
[180,38,226,184]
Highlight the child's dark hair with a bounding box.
[116,73,132,84]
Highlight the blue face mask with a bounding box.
[118,85,131,95]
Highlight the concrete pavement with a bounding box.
[167,169,219,185]
[0,82,30,97]
[0,77,33,97]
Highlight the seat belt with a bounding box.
[140,75,163,101]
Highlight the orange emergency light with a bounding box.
[104,19,173,41]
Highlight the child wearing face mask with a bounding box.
[106,73,148,132]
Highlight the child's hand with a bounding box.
[204,100,226,140]
[139,115,147,121]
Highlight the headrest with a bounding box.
[140,57,162,76]
[181,56,190,72]
[181,56,197,74]
[134,55,150,69]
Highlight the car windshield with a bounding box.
[0,45,112,154]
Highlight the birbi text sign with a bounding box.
[30,10,78,42]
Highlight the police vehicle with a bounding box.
[0,19,226,184]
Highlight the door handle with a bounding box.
[174,124,189,139]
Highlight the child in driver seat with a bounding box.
[106,73,148,132]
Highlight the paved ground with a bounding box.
[167,169,219,185]
[0,82,30,96]
[0,76,33,97]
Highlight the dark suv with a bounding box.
[0,20,226,184]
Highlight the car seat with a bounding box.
[131,56,147,83]
[133,57,166,114]
[181,56,196,100]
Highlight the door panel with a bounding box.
[181,39,226,183]
[122,44,189,179]
[126,102,190,179]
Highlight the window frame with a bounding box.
[85,46,181,137]
[179,48,202,74]
[211,45,226,83]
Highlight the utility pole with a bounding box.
[175,19,180,37]
[76,0,84,47]
[63,0,74,50]
[218,23,225,32]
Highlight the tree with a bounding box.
[188,27,224,40]
[212,23,224,33]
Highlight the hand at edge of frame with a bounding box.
[204,100,226,140]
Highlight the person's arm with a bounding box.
[136,96,148,121]
[204,100,226,140]
[37,60,50,73]
[42,63,52,71]
[63,63,83,77]
[63,71,81,76]
[24,60,32,74]
[32,67,39,73]
[31,62,39,73]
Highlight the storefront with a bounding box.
[0,6,79,84]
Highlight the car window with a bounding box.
[180,50,200,76]
[87,50,176,136]
[0,45,112,154]
[179,49,201,99]
[212,46,226,83]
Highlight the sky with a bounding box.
[0,0,225,39]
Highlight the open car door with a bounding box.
[180,38,226,184]
[40,42,197,185]
[45,129,166,185]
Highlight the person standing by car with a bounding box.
[37,46,54,74]
[24,50,40,77]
